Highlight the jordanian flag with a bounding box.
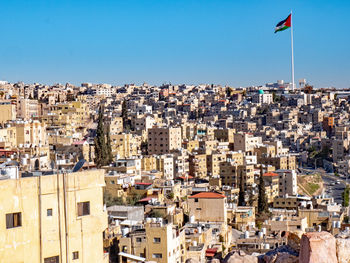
[275,14,291,33]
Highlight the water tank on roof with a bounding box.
[258,90,264,95]
[122,227,130,237]
[244,231,249,239]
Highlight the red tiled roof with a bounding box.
[138,195,157,202]
[189,192,225,199]
[178,176,194,180]
[263,172,278,177]
[206,248,218,255]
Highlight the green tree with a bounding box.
[104,192,124,207]
[238,177,245,206]
[94,105,108,167]
[167,192,175,200]
[106,124,113,164]
[148,210,164,218]
[258,174,268,214]
[126,194,142,206]
[342,186,350,207]
[121,100,131,131]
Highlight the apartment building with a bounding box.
[206,153,227,177]
[214,128,235,143]
[15,120,48,146]
[259,155,296,170]
[0,169,108,263]
[17,98,39,120]
[275,169,298,196]
[233,133,262,153]
[119,221,186,263]
[252,92,273,104]
[220,162,255,188]
[188,153,207,178]
[111,133,141,158]
[0,101,16,124]
[148,127,182,155]
[188,192,227,223]
[156,154,174,179]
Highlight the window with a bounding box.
[47,209,53,216]
[196,208,202,210]
[6,212,22,229]
[136,237,142,242]
[153,253,162,258]
[194,198,198,203]
[72,251,79,260]
[44,256,59,263]
[153,237,161,243]
[77,202,90,216]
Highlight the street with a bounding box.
[299,167,347,205]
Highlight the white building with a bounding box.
[252,91,273,105]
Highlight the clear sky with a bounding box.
[0,0,349,88]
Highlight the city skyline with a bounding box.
[0,0,349,88]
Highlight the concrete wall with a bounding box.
[0,169,108,263]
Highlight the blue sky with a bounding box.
[0,0,349,88]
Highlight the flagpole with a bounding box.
[290,10,295,91]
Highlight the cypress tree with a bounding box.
[94,105,108,167]
[121,100,131,131]
[258,174,269,214]
[106,124,113,164]
[238,177,245,206]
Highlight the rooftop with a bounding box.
[189,192,225,199]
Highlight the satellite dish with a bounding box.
[72,159,86,173]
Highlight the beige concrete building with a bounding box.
[148,127,182,155]
[188,192,227,223]
[17,98,39,120]
[119,221,186,263]
[0,101,16,124]
[189,153,207,178]
[214,128,235,143]
[234,133,262,153]
[259,155,296,170]
[0,169,108,263]
[111,133,140,158]
[220,162,254,188]
[206,153,227,177]
[141,155,158,171]
[15,120,48,147]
